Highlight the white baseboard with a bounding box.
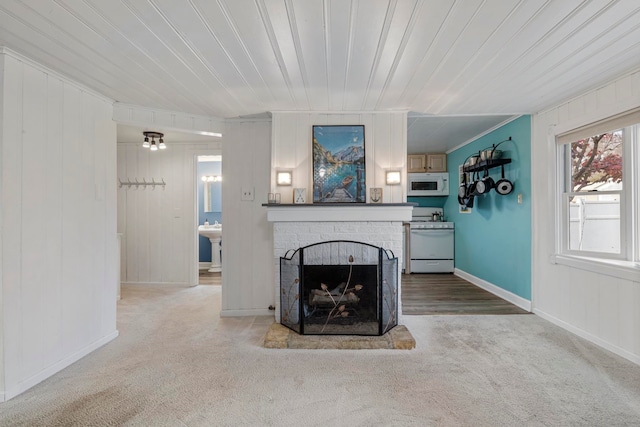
[121,281,190,287]
[2,330,119,402]
[199,262,211,270]
[454,268,532,312]
[220,309,274,317]
[533,308,640,366]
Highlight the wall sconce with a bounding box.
[276,170,292,186]
[386,170,401,185]
[201,175,222,182]
[143,131,166,151]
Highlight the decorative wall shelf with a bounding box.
[463,158,511,173]
[463,136,514,173]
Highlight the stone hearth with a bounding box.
[263,323,416,349]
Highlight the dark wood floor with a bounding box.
[401,273,530,315]
[199,271,528,315]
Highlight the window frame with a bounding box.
[554,110,640,270]
[557,130,628,260]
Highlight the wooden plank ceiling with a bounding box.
[1,0,640,150]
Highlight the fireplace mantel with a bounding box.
[264,203,414,222]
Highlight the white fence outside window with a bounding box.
[569,200,620,253]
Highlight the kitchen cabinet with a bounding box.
[426,153,447,172]
[407,154,426,172]
[407,153,447,173]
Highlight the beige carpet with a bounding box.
[1,284,640,426]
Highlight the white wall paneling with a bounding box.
[0,52,118,400]
[271,112,408,204]
[117,141,222,286]
[532,67,640,365]
[221,120,273,316]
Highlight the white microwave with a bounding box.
[407,173,449,196]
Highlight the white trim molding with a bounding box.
[121,281,193,287]
[446,115,523,154]
[533,309,640,366]
[220,309,274,317]
[271,110,409,115]
[2,331,119,402]
[266,204,414,222]
[550,254,640,282]
[454,268,532,312]
[113,102,226,137]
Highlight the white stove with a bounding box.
[409,208,454,273]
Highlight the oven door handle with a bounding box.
[410,229,454,235]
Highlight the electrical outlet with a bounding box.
[517,193,523,204]
[241,187,254,201]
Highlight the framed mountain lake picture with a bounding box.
[312,125,366,203]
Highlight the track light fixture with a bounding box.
[143,131,166,151]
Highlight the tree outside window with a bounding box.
[565,130,623,255]
[570,131,622,192]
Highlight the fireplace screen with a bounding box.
[280,240,398,335]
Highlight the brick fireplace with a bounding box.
[266,204,413,325]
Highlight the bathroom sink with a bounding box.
[198,225,222,239]
[199,224,222,273]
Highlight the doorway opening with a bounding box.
[197,155,222,285]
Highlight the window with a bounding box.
[556,109,640,262]
[562,130,624,256]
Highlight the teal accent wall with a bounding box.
[443,116,531,300]
[407,196,447,209]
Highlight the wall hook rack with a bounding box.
[118,178,166,190]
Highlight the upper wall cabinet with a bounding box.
[407,153,447,173]
[427,153,447,172]
[407,154,426,172]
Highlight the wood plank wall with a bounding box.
[220,120,273,316]
[0,52,118,400]
[532,68,640,365]
[271,112,408,204]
